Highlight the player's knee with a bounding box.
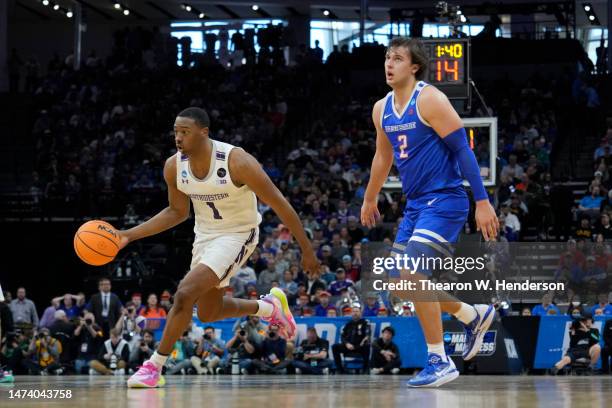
[197,307,219,323]
[173,288,196,311]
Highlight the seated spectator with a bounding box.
[574,218,594,241]
[531,294,561,316]
[578,186,604,220]
[521,308,532,316]
[24,327,62,375]
[279,270,298,300]
[329,268,355,296]
[341,255,360,283]
[303,270,327,299]
[583,256,606,282]
[258,259,282,294]
[191,326,225,375]
[73,312,104,374]
[224,316,265,374]
[566,295,585,317]
[49,310,74,364]
[114,301,144,349]
[500,154,524,182]
[319,245,339,271]
[292,327,332,374]
[499,203,520,241]
[131,293,144,315]
[332,306,371,373]
[602,318,612,374]
[129,329,157,372]
[377,306,390,317]
[370,327,401,374]
[551,317,601,373]
[139,293,167,327]
[10,287,39,328]
[363,294,380,317]
[1,331,28,375]
[314,292,335,316]
[588,293,612,316]
[250,324,291,374]
[159,290,173,313]
[89,328,130,375]
[320,266,336,286]
[165,331,195,375]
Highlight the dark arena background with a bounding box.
[1,0,611,406]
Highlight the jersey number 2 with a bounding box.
[398,135,408,158]
[206,202,223,220]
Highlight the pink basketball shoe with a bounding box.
[127,361,166,388]
[261,287,297,340]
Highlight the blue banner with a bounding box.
[533,316,612,369]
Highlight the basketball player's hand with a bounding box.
[301,251,320,275]
[117,230,130,250]
[361,200,380,228]
[475,200,500,241]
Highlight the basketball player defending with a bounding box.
[361,38,499,387]
[122,107,319,387]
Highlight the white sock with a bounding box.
[427,343,447,361]
[454,303,478,324]
[150,351,168,369]
[255,299,274,317]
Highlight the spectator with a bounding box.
[114,301,144,349]
[250,324,291,374]
[341,254,360,283]
[332,306,371,373]
[129,329,157,372]
[24,327,63,375]
[319,245,339,270]
[159,290,173,313]
[329,268,355,296]
[602,318,612,374]
[56,294,84,319]
[87,278,122,338]
[370,327,401,374]
[552,317,601,373]
[500,203,521,241]
[578,186,604,219]
[500,154,525,181]
[588,293,612,316]
[531,294,560,316]
[258,259,282,294]
[314,292,335,316]
[49,310,74,365]
[166,331,195,375]
[595,213,612,241]
[191,326,225,375]
[293,327,332,374]
[574,218,594,241]
[9,287,39,327]
[90,328,130,375]
[235,264,257,286]
[1,331,28,375]
[363,294,380,317]
[521,308,532,316]
[139,293,167,322]
[303,270,327,299]
[566,295,585,317]
[224,316,265,374]
[131,293,144,315]
[279,270,298,299]
[39,298,60,329]
[73,312,104,374]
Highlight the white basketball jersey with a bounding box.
[176,139,261,234]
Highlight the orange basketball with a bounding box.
[74,220,121,266]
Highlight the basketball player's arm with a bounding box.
[362,99,394,228]
[418,87,499,240]
[229,148,319,273]
[119,157,190,247]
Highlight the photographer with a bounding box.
[602,317,612,373]
[24,327,63,375]
[224,316,265,374]
[166,331,195,375]
[73,312,103,374]
[191,326,225,374]
[90,328,130,375]
[332,305,371,373]
[551,317,601,374]
[1,331,29,374]
[370,327,401,374]
[292,327,332,374]
[114,301,143,349]
[250,324,291,374]
[129,329,157,372]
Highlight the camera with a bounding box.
[128,308,135,314]
[239,330,246,337]
[203,333,211,341]
[85,318,93,325]
[269,331,276,338]
[37,332,46,339]
[140,340,146,347]
[109,354,118,370]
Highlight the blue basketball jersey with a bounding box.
[381,81,464,199]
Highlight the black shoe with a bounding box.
[549,367,560,375]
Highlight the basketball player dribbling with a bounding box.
[121,107,319,388]
[361,37,500,387]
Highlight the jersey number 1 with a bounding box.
[398,135,408,158]
[206,202,223,220]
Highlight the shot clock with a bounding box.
[421,38,470,99]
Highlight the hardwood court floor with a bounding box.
[1,375,611,408]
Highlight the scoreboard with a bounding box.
[421,38,470,100]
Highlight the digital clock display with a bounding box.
[421,39,469,99]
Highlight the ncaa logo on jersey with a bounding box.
[217,168,227,178]
[181,170,188,184]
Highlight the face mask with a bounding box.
[572,312,581,317]
[572,301,580,306]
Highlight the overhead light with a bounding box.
[123,9,130,15]
[251,4,259,11]
[42,0,49,6]
[198,12,205,18]
[459,15,467,23]
[583,5,591,12]
[241,57,247,64]
[323,9,330,16]
[456,10,462,15]
[588,15,595,21]
[53,4,60,10]
[114,2,121,9]
[185,5,192,12]
[66,10,73,18]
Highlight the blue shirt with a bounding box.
[531,304,561,316]
[579,195,604,209]
[59,304,82,319]
[589,303,612,315]
[363,303,380,317]
[381,81,464,199]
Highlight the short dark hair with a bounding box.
[382,326,395,336]
[387,37,428,80]
[204,325,215,331]
[142,329,155,338]
[98,277,110,284]
[178,107,210,128]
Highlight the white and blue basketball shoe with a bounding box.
[407,353,459,388]
[462,304,495,361]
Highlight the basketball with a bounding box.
[74,220,121,266]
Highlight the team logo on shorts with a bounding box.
[217,168,227,178]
